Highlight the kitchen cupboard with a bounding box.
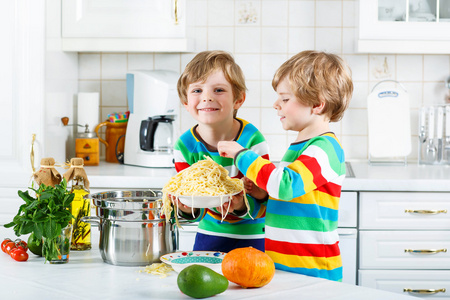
[0,0,78,193]
[358,0,450,53]
[0,1,46,177]
[61,0,194,52]
[359,192,450,298]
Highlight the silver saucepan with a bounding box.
[82,190,180,267]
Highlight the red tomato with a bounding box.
[5,241,17,254]
[15,240,28,251]
[10,248,28,261]
[1,238,12,253]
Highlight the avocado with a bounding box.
[27,232,43,256]
[177,265,229,299]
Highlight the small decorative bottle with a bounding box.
[63,158,92,251]
[70,176,91,250]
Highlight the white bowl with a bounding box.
[177,193,239,208]
[160,251,226,273]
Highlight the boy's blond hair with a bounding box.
[272,51,353,122]
[177,51,247,107]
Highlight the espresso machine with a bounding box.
[124,70,179,168]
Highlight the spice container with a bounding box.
[418,104,450,165]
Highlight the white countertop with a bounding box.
[3,161,450,193]
[343,161,450,192]
[0,227,418,300]
[82,161,450,192]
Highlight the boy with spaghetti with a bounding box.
[218,51,353,281]
[173,50,269,253]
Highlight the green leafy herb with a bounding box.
[4,179,75,262]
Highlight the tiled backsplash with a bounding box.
[78,0,450,162]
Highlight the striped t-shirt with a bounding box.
[173,118,269,240]
[235,132,345,281]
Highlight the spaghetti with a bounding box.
[161,156,250,225]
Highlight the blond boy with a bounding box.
[218,51,353,281]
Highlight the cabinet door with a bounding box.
[0,188,24,226]
[358,0,450,53]
[339,192,357,228]
[0,0,45,185]
[360,192,450,230]
[62,0,186,38]
[338,228,357,285]
[359,270,450,299]
[360,231,450,269]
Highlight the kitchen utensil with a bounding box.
[95,121,127,163]
[445,106,450,160]
[419,108,427,143]
[426,107,437,162]
[82,190,180,266]
[75,131,99,166]
[160,251,226,273]
[367,80,411,164]
[436,107,444,162]
[124,70,179,168]
[177,192,239,208]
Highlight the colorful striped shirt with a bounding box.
[174,118,269,241]
[235,132,345,281]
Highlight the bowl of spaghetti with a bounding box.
[161,157,250,224]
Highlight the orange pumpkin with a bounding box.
[221,247,275,288]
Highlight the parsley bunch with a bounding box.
[4,179,75,262]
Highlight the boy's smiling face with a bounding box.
[184,69,244,126]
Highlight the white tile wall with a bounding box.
[79,0,450,162]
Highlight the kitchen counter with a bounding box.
[0,227,418,300]
[82,161,450,192]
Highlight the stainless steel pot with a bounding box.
[82,190,178,267]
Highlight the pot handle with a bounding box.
[81,216,101,231]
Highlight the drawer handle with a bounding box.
[405,209,447,214]
[404,288,446,294]
[404,248,447,254]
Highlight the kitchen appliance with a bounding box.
[75,127,100,166]
[82,190,179,266]
[124,70,179,168]
[419,104,450,165]
[62,117,100,166]
[367,80,411,164]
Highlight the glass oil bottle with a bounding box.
[70,176,91,250]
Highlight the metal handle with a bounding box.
[30,134,36,173]
[174,0,179,25]
[405,248,447,254]
[404,288,446,294]
[80,216,101,230]
[405,209,447,214]
[371,79,407,93]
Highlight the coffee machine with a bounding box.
[124,70,179,168]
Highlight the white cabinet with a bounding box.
[0,1,45,178]
[61,0,194,52]
[338,192,358,285]
[358,0,450,53]
[360,270,450,299]
[359,192,450,298]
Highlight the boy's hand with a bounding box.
[217,141,244,158]
[169,194,199,216]
[216,191,246,215]
[243,177,268,201]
